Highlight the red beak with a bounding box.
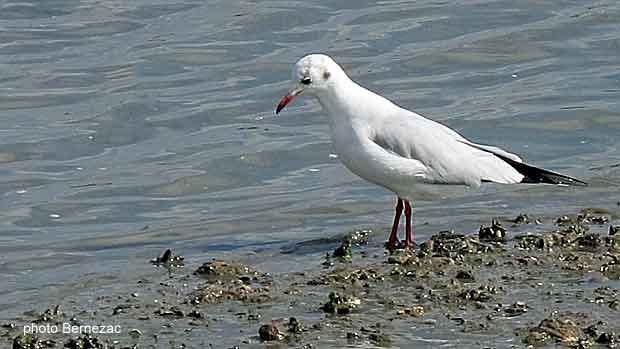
[275,88,303,114]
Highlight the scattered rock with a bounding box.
[321,292,360,314]
[112,304,132,316]
[578,211,609,225]
[194,260,254,280]
[151,249,184,267]
[504,302,528,317]
[13,335,40,349]
[190,260,272,305]
[321,252,334,268]
[258,323,281,341]
[387,252,417,265]
[556,215,573,225]
[287,317,303,334]
[526,317,581,345]
[128,329,142,338]
[575,233,602,249]
[346,331,361,343]
[515,232,563,249]
[155,306,184,318]
[458,285,497,302]
[247,313,261,321]
[513,213,530,225]
[187,310,204,319]
[418,239,434,257]
[34,305,63,323]
[595,331,615,344]
[345,230,370,245]
[610,225,619,236]
[455,270,475,282]
[479,219,506,242]
[427,231,490,257]
[556,212,609,234]
[584,323,616,344]
[368,332,391,347]
[396,305,424,317]
[333,239,352,262]
[601,263,620,280]
[189,280,271,304]
[64,335,105,349]
[329,230,370,263]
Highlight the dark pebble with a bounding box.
[576,233,602,249]
[64,335,104,349]
[513,214,530,224]
[504,302,528,317]
[455,270,475,281]
[258,324,280,341]
[596,332,615,344]
[479,219,506,242]
[287,317,303,334]
[369,333,391,346]
[13,335,39,349]
[187,310,203,319]
[333,239,352,261]
[347,332,361,341]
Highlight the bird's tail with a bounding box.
[461,140,587,186]
[494,153,587,186]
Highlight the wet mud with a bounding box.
[4,209,620,348]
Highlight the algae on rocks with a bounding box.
[478,219,506,242]
[321,292,361,314]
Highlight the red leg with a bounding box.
[403,200,414,249]
[385,198,403,251]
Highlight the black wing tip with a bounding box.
[503,157,587,187]
[486,148,588,187]
[459,139,588,187]
[520,176,588,187]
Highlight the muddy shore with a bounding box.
[4,208,620,348]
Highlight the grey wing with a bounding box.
[459,140,523,162]
[371,111,524,185]
[399,110,524,162]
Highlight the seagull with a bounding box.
[275,54,586,251]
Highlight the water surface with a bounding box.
[0,0,619,321]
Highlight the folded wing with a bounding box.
[372,109,585,187]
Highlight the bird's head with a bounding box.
[275,54,342,114]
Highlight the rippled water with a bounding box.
[1,0,619,320]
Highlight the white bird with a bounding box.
[275,54,586,251]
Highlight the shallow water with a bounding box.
[0,0,619,325]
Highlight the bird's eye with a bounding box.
[300,77,312,85]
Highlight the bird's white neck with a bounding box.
[315,76,398,130]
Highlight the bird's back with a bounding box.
[318,70,525,193]
[369,106,524,186]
